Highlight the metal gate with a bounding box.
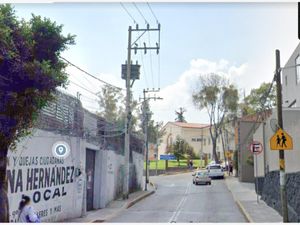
[86,149,96,211]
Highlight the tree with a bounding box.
[240,82,276,116]
[192,74,239,163]
[175,107,187,122]
[168,136,194,166]
[138,100,165,144]
[97,85,141,134]
[0,5,75,221]
[97,84,124,123]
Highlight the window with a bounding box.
[296,55,300,84]
[285,75,288,86]
[209,165,221,170]
[203,138,206,146]
[197,138,202,142]
[191,138,196,142]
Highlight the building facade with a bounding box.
[7,91,144,222]
[251,42,300,221]
[158,122,230,162]
[282,42,300,108]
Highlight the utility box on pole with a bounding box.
[122,63,141,80]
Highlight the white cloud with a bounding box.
[151,58,248,124]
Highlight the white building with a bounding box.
[159,122,234,162]
[282,42,300,108]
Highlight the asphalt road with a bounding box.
[108,172,246,223]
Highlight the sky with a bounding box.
[12,2,299,125]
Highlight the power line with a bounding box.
[59,56,124,91]
[146,2,159,24]
[147,31,155,88]
[239,77,276,147]
[120,2,137,24]
[158,52,161,89]
[69,81,99,97]
[137,31,149,88]
[132,2,148,24]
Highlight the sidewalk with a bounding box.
[225,176,282,223]
[64,182,156,223]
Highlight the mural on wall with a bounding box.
[6,138,82,223]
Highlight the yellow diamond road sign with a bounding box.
[225,151,232,158]
[270,128,293,150]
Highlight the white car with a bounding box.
[192,171,212,185]
[206,164,224,179]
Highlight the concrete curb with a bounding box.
[126,190,155,209]
[126,182,157,208]
[224,178,254,223]
[159,170,193,176]
[89,186,157,223]
[235,199,254,223]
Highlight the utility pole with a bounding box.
[155,122,159,176]
[123,23,160,198]
[275,49,288,222]
[140,88,163,191]
[143,89,149,191]
[123,26,132,200]
[200,129,203,168]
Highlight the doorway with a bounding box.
[86,149,96,211]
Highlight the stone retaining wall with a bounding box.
[259,171,300,222]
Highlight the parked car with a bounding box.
[220,161,229,171]
[192,171,212,185]
[206,164,224,179]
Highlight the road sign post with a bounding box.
[254,154,259,203]
[249,141,263,204]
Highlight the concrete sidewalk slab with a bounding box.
[64,183,156,223]
[225,176,282,223]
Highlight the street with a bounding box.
[108,173,246,223]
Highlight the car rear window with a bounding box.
[197,172,207,176]
[209,165,221,169]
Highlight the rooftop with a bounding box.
[168,122,210,129]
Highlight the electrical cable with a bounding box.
[120,2,137,24]
[147,31,155,88]
[59,56,124,91]
[69,81,99,97]
[146,2,159,24]
[132,2,148,24]
[158,52,161,89]
[137,30,149,89]
[238,77,276,147]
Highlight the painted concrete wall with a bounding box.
[7,129,144,222]
[7,129,85,222]
[237,121,256,182]
[252,123,266,177]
